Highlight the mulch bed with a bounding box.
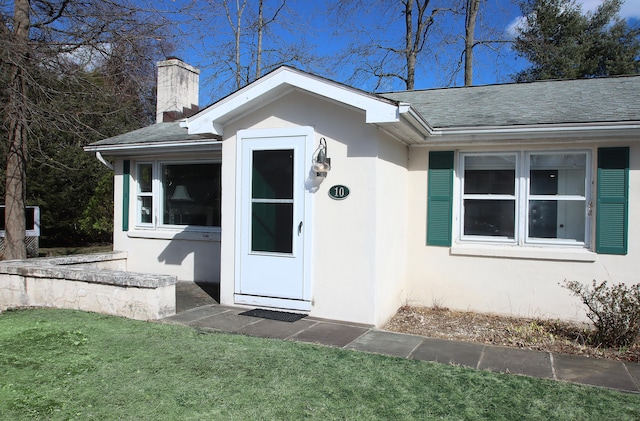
[383,305,640,363]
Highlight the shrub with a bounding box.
[562,280,640,348]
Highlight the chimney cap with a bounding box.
[156,58,200,74]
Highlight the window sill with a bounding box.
[450,243,596,262]
[127,229,221,242]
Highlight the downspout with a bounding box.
[95,151,114,171]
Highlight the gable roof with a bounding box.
[381,75,640,128]
[185,66,402,136]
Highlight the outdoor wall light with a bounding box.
[312,137,331,177]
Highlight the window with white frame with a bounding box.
[137,163,154,225]
[135,161,221,229]
[459,150,590,246]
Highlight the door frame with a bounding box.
[234,126,314,311]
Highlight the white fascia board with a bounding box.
[84,140,222,155]
[376,103,432,145]
[411,121,640,147]
[398,103,433,136]
[186,67,400,135]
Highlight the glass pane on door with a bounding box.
[251,149,295,253]
[252,203,293,253]
[252,150,294,199]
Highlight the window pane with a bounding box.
[25,207,35,231]
[138,164,152,193]
[465,155,516,170]
[464,200,515,237]
[529,200,585,241]
[529,200,557,238]
[464,155,516,195]
[252,203,293,253]
[139,196,153,224]
[530,170,558,195]
[252,150,294,199]
[162,163,221,226]
[530,154,585,195]
[465,170,515,195]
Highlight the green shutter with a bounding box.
[427,151,454,246]
[122,160,130,232]
[596,147,629,255]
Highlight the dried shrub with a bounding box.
[562,280,640,348]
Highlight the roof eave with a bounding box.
[411,121,640,147]
[374,103,434,145]
[84,139,223,156]
[185,66,401,136]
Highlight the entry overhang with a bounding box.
[185,66,402,136]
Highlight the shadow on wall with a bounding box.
[157,230,221,301]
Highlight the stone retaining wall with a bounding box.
[0,252,176,320]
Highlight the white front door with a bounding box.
[235,128,313,311]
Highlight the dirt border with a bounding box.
[383,306,640,363]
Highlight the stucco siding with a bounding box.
[96,67,640,327]
[219,90,399,325]
[373,136,410,326]
[406,142,640,323]
[112,159,221,283]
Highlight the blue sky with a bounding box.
[155,0,640,106]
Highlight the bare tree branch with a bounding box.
[1,0,173,257]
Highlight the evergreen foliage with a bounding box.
[1,1,168,254]
[513,0,640,82]
[0,40,158,247]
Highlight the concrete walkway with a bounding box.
[166,282,640,393]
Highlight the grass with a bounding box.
[37,244,113,258]
[1,309,639,420]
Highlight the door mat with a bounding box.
[239,308,308,323]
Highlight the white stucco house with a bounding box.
[85,59,640,326]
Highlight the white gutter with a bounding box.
[84,139,223,154]
[435,121,640,137]
[399,120,640,146]
[95,151,114,171]
[398,103,433,137]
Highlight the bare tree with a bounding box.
[224,0,249,90]
[464,0,480,86]
[4,0,30,259]
[330,0,516,90]
[224,0,287,88]
[1,0,170,259]
[195,0,320,99]
[447,0,514,87]
[255,0,286,80]
[255,0,264,79]
[329,0,454,91]
[401,0,444,90]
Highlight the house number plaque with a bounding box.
[328,185,350,200]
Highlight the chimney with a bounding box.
[156,58,200,123]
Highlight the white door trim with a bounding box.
[234,126,314,311]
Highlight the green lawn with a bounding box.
[37,245,113,258]
[1,309,638,420]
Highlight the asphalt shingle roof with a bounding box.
[381,75,640,128]
[90,74,640,148]
[89,122,219,147]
